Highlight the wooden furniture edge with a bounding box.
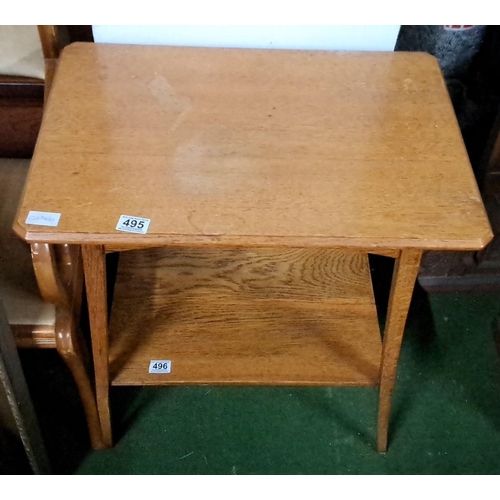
[11,222,494,253]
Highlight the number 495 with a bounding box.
[123,218,144,229]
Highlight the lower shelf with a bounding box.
[108,247,382,387]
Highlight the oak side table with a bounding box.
[14,43,493,451]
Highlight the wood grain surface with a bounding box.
[377,249,422,452]
[15,44,491,250]
[0,159,56,328]
[82,245,112,447]
[108,247,382,386]
[0,157,103,449]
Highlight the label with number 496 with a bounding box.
[116,215,151,234]
[149,360,171,374]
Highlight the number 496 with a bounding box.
[153,362,169,370]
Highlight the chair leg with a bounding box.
[55,310,105,450]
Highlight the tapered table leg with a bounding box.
[82,245,112,448]
[377,249,422,452]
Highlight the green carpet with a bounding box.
[18,259,500,474]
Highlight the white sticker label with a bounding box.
[25,211,61,227]
[149,360,171,374]
[116,215,151,234]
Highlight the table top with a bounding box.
[15,43,492,250]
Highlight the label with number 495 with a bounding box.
[149,360,171,374]
[116,215,151,234]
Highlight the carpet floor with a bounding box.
[17,257,500,474]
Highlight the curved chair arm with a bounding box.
[30,243,70,308]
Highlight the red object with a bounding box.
[444,25,475,30]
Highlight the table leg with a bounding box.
[377,248,422,452]
[82,245,112,448]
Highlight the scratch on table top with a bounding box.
[147,75,191,132]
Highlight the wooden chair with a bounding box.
[0,26,103,449]
[0,26,45,158]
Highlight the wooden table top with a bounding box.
[15,43,492,250]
